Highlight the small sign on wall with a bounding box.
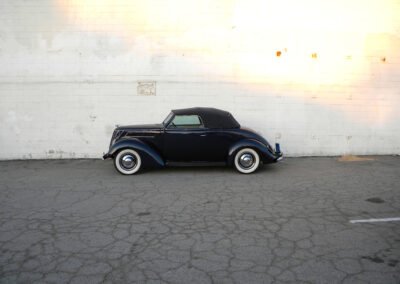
[137,81,156,96]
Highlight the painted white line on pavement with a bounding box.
[350,217,400,224]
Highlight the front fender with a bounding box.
[104,138,164,168]
[227,139,278,165]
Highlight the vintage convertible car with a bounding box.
[103,107,282,174]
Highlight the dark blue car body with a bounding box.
[103,107,282,172]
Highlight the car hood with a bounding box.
[116,123,163,131]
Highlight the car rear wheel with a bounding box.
[114,149,142,175]
[234,148,260,174]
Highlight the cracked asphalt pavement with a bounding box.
[0,157,399,283]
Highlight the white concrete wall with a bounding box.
[1,0,400,159]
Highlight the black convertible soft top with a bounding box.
[172,107,240,129]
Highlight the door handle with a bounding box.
[200,134,207,137]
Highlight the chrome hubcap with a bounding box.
[120,154,136,169]
[239,153,254,168]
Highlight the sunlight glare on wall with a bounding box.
[58,0,399,86]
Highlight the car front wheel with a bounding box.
[234,148,260,174]
[114,149,142,175]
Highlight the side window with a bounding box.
[169,115,204,128]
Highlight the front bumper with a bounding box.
[103,152,111,160]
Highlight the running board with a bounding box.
[166,161,226,167]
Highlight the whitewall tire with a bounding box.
[114,149,142,175]
[234,148,260,174]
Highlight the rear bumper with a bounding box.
[273,143,283,162]
[103,152,111,160]
[275,152,283,162]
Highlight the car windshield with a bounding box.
[162,112,174,126]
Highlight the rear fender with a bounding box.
[107,139,164,168]
[228,139,276,165]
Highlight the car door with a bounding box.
[163,114,211,162]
